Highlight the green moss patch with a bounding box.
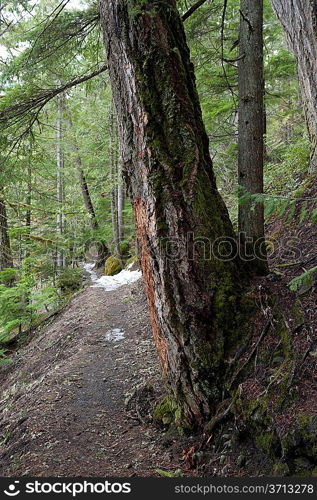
[104,256,122,276]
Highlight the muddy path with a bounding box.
[0,274,177,477]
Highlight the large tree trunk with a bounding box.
[238,0,268,275]
[100,0,242,425]
[271,0,317,173]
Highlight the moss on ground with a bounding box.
[152,396,190,435]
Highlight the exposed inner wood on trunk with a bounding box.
[133,198,168,376]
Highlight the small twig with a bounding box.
[274,262,302,268]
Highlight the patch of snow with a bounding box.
[105,328,125,342]
[83,263,142,291]
[83,263,98,281]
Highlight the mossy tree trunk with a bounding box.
[271,0,317,173]
[100,0,242,426]
[238,0,268,275]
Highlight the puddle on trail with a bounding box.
[105,328,125,342]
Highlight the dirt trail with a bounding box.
[0,274,176,477]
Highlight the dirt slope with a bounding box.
[0,278,176,477]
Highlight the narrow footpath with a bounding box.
[0,267,177,477]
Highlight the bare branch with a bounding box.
[182,0,209,22]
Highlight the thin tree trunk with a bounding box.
[66,107,109,265]
[271,0,317,173]
[67,115,98,231]
[109,104,120,256]
[238,0,268,275]
[0,196,13,270]
[117,162,124,243]
[26,164,32,230]
[77,167,98,230]
[100,0,242,426]
[24,161,32,259]
[56,94,65,269]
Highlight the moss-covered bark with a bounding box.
[99,0,243,426]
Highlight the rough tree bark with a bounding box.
[271,0,317,173]
[238,0,268,275]
[100,0,242,425]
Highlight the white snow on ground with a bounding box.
[105,328,125,342]
[83,263,142,291]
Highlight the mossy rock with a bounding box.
[153,396,180,425]
[104,256,122,276]
[233,392,281,459]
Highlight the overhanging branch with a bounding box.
[182,0,209,21]
[0,65,107,131]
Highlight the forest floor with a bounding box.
[0,272,183,477]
